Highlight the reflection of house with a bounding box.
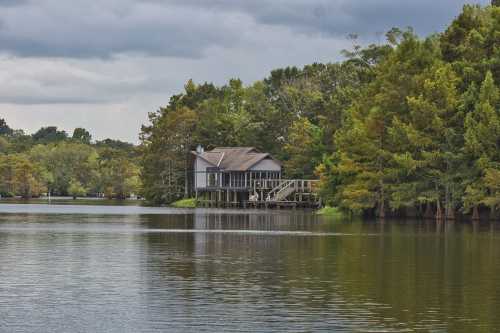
[192,146,319,208]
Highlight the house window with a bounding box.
[208,173,217,187]
[207,167,219,187]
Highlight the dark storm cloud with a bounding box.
[0,0,492,142]
[0,0,26,6]
[0,0,490,59]
[0,0,241,58]
[168,0,490,37]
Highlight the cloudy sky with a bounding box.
[0,0,489,143]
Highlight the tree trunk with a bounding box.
[379,200,386,219]
[424,202,434,219]
[378,182,386,219]
[472,206,480,221]
[184,156,189,199]
[436,200,444,220]
[490,208,498,221]
[446,206,455,220]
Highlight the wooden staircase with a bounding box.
[269,180,295,201]
[267,180,319,202]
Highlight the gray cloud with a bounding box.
[0,56,152,104]
[0,0,242,58]
[0,0,491,142]
[0,0,490,59]
[0,0,26,6]
[168,0,490,38]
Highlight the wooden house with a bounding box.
[192,146,319,208]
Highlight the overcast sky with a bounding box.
[0,0,489,143]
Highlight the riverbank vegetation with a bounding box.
[316,207,344,218]
[171,198,197,208]
[0,123,141,199]
[1,3,498,218]
[140,3,500,219]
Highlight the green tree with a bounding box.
[0,136,10,153]
[9,155,48,198]
[134,7,500,218]
[29,143,99,195]
[464,71,500,216]
[101,158,140,199]
[0,155,15,196]
[396,64,463,219]
[68,178,87,199]
[32,126,68,144]
[283,118,324,179]
[72,128,92,144]
[141,106,198,203]
[483,169,500,216]
[0,118,13,136]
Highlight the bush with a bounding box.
[171,198,197,208]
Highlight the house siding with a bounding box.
[195,156,214,189]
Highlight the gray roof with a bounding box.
[192,147,281,171]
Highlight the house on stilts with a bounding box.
[192,146,320,208]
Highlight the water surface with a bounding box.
[1,203,499,332]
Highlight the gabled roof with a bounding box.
[192,147,281,171]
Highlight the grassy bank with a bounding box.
[316,206,344,218]
[171,198,197,208]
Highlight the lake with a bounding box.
[1,203,499,332]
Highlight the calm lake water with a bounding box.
[1,203,499,332]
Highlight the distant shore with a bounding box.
[0,196,145,206]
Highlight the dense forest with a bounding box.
[0,121,141,199]
[141,3,500,219]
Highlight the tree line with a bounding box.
[140,3,500,219]
[0,122,141,199]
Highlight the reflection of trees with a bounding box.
[334,220,500,331]
[140,213,500,331]
[140,212,343,309]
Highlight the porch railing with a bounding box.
[251,179,319,192]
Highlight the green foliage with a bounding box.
[100,157,140,199]
[140,62,370,204]
[283,118,324,179]
[72,128,92,144]
[171,198,197,208]
[3,2,499,217]
[141,105,198,204]
[0,118,13,136]
[0,137,10,153]
[312,6,500,218]
[29,143,99,195]
[0,122,141,199]
[68,179,87,199]
[316,206,344,218]
[32,126,68,144]
[0,154,48,198]
[463,71,500,212]
[139,5,500,215]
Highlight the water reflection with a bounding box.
[0,207,500,332]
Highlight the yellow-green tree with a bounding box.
[464,71,500,216]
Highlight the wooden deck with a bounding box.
[196,179,321,209]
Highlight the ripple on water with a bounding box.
[1,206,500,332]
